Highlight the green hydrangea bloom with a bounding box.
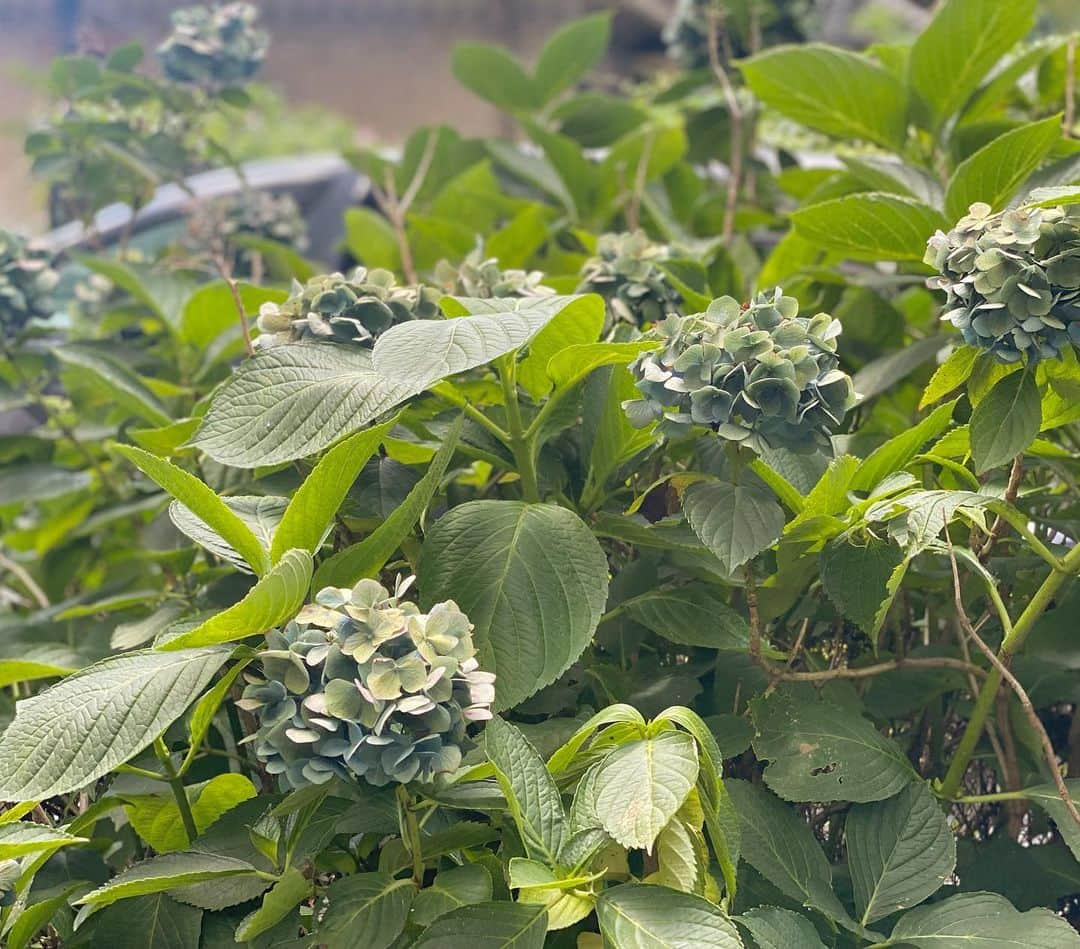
[157,3,268,89]
[435,245,553,299]
[187,190,308,277]
[255,267,441,349]
[0,229,60,335]
[577,231,682,333]
[925,202,1080,363]
[238,577,495,789]
[624,287,856,453]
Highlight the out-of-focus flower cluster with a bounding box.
[238,577,495,788]
[624,287,856,453]
[186,190,308,277]
[255,267,441,349]
[435,245,553,299]
[0,229,60,335]
[926,202,1080,363]
[157,3,268,90]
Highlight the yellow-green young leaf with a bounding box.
[908,0,1038,130]
[596,883,744,949]
[314,414,463,589]
[186,654,255,764]
[547,342,656,389]
[517,295,604,398]
[112,444,270,576]
[123,773,257,853]
[130,417,201,456]
[850,399,959,493]
[317,871,416,949]
[738,45,907,149]
[344,206,401,271]
[54,344,172,427]
[235,865,311,942]
[0,646,80,687]
[792,194,948,263]
[513,862,595,931]
[970,370,1041,474]
[157,548,312,650]
[0,647,231,800]
[170,495,287,575]
[271,419,395,562]
[944,115,1063,219]
[180,281,287,347]
[920,346,980,409]
[76,852,260,908]
[0,824,88,859]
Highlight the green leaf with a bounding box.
[0,647,230,800]
[6,883,85,949]
[0,823,87,858]
[821,537,906,634]
[0,646,80,687]
[1023,780,1080,862]
[517,295,604,398]
[156,548,312,650]
[582,366,658,506]
[180,281,287,348]
[411,902,547,949]
[908,0,1038,130]
[313,872,416,949]
[123,773,257,853]
[737,907,827,949]
[81,895,202,949]
[682,480,785,574]
[484,716,568,864]
[882,891,1079,947]
[588,731,699,851]
[596,883,745,948]
[70,253,195,331]
[852,335,950,402]
[315,415,462,588]
[113,444,270,576]
[418,501,609,710]
[534,13,611,102]
[451,42,539,111]
[344,206,401,271]
[945,115,1063,218]
[623,585,749,650]
[750,683,914,803]
[792,194,948,262]
[0,464,92,504]
[921,346,980,409]
[271,419,394,562]
[76,852,259,908]
[851,399,959,493]
[235,865,311,942]
[411,865,493,927]
[847,782,956,926]
[54,344,171,427]
[739,44,907,148]
[970,370,1041,474]
[546,341,658,389]
[170,495,287,575]
[725,780,853,925]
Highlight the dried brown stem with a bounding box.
[213,253,255,358]
[773,656,986,683]
[978,456,1023,561]
[625,129,655,232]
[744,565,761,660]
[0,550,49,610]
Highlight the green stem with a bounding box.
[951,789,1032,804]
[154,737,199,846]
[939,542,1080,799]
[499,359,540,503]
[397,786,425,884]
[434,384,511,443]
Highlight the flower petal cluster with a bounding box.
[157,3,269,89]
[0,229,60,334]
[238,577,495,789]
[624,288,856,453]
[255,267,441,349]
[435,246,553,299]
[187,191,308,277]
[578,231,682,333]
[925,202,1080,363]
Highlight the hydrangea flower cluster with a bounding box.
[435,246,553,299]
[238,577,495,789]
[925,202,1080,363]
[157,3,269,89]
[624,288,856,453]
[0,228,60,334]
[186,191,308,277]
[255,267,441,349]
[578,231,682,333]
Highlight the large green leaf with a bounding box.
[582,366,658,506]
[123,773,257,853]
[587,732,699,851]
[411,902,547,949]
[411,865,493,927]
[76,852,259,908]
[944,115,1063,218]
[1024,780,1080,863]
[847,782,955,925]
[850,399,959,493]
[546,341,657,389]
[750,683,914,803]
[270,419,394,562]
[881,891,1079,947]
[234,865,310,942]
[180,281,287,347]
[83,895,202,949]
[739,45,907,149]
[725,780,853,925]
[54,344,172,427]
[451,43,539,111]
[0,823,87,859]
[533,12,610,102]
[821,537,906,634]
[622,584,750,650]
[344,207,401,272]
[908,0,1038,130]
[70,253,195,331]
[970,370,1041,474]
[170,495,287,575]
[316,872,416,949]
[0,647,230,799]
[517,295,604,398]
[418,501,609,710]
[113,444,270,576]
[737,907,827,949]
[682,480,785,574]
[596,883,744,949]
[314,416,462,588]
[791,194,947,262]
[485,716,568,864]
[0,464,92,504]
[157,548,312,650]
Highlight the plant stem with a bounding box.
[154,736,198,845]
[939,541,1080,799]
[397,785,425,884]
[499,359,540,503]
